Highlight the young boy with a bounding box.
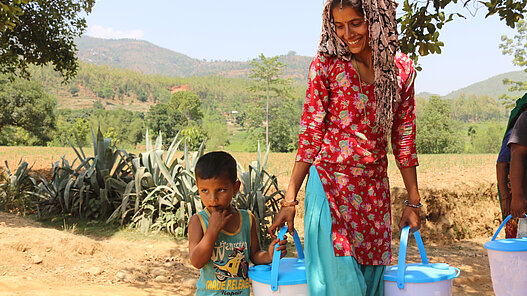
[188,151,287,296]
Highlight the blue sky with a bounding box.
[85,0,520,96]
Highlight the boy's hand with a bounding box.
[268,235,288,259]
[208,209,233,234]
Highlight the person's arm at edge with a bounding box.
[497,161,511,215]
[510,143,527,217]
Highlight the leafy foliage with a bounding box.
[248,53,294,149]
[416,96,464,153]
[106,130,206,237]
[499,19,527,108]
[0,75,56,145]
[399,0,526,68]
[232,144,284,245]
[0,0,95,80]
[0,160,37,215]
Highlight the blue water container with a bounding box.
[249,226,308,295]
[384,226,460,295]
[484,214,527,296]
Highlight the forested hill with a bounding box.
[444,70,527,100]
[76,36,313,81]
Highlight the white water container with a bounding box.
[384,226,460,296]
[249,227,308,296]
[484,214,527,296]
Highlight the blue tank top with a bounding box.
[195,208,252,296]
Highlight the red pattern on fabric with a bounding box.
[296,52,418,265]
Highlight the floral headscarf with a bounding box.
[318,0,399,134]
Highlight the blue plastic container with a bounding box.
[249,226,308,295]
[384,226,460,295]
[484,214,527,296]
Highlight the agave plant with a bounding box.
[0,159,37,215]
[66,126,136,219]
[30,156,76,219]
[108,129,206,237]
[233,143,284,245]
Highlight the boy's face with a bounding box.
[196,175,241,212]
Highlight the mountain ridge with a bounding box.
[76,36,525,99]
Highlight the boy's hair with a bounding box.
[195,151,237,183]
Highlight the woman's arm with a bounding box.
[269,55,330,237]
[397,166,421,232]
[510,143,527,217]
[497,161,511,215]
[268,161,311,237]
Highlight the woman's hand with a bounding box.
[268,206,296,238]
[398,205,421,233]
[501,197,511,216]
[511,196,527,218]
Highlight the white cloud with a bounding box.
[86,25,144,39]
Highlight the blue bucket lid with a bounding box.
[249,258,307,286]
[384,263,460,283]
[484,237,527,252]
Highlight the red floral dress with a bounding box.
[296,52,418,265]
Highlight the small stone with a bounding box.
[45,248,52,252]
[86,267,103,276]
[116,270,132,282]
[182,278,197,288]
[0,222,6,227]
[151,268,166,276]
[155,275,168,282]
[164,261,177,268]
[33,256,42,264]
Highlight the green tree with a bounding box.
[499,19,527,108]
[0,0,95,80]
[146,103,186,141]
[249,53,292,148]
[400,0,526,68]
[168,90,203,123]
[0,75,56,145]
[468,122,504,153]
[416,96,464,153]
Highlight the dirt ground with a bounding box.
[0,208,500,296]
[0,153,504,295]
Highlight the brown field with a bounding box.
[0,147,502,295]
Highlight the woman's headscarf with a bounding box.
[505,93,527,135]
[318,0,399,134]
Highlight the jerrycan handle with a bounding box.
[270,226,304,292]
[397,226,429,289]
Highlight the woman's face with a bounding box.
[332,5,370,55]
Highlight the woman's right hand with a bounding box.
[268,205,296,238]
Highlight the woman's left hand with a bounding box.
[398,206,421,233]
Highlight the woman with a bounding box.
[268,0,421,295]
[497,94,527,237]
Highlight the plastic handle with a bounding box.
[397,226,428,289]
[270,226,304,292]
[492,214,513,241]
